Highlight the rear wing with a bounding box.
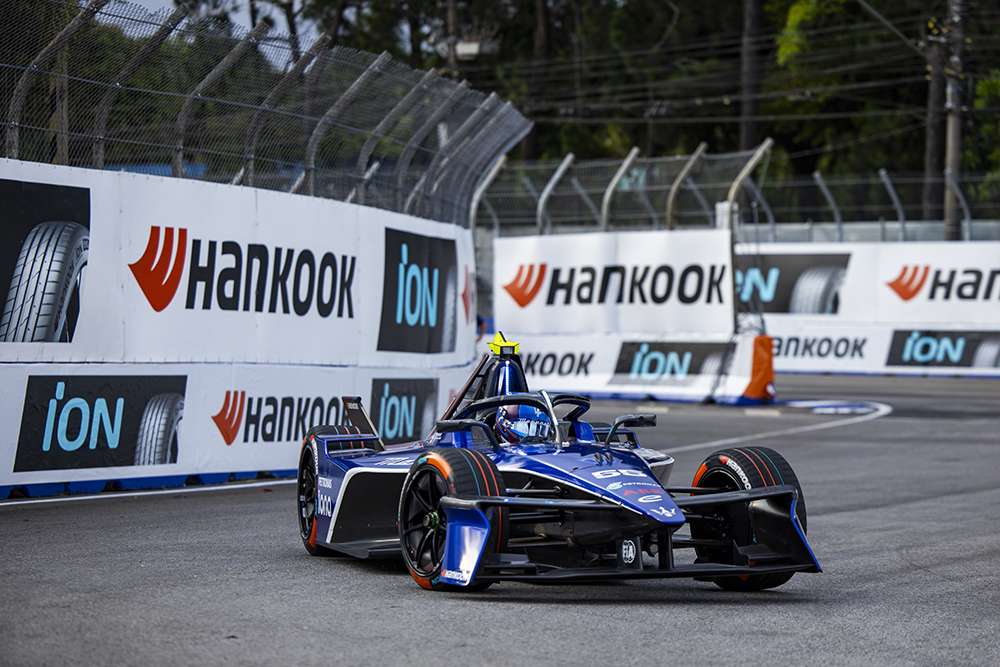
[342,396,385,451]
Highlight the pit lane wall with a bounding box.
[492,234,1000,402]
[0,159,482,497]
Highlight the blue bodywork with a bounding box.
[298,342,820,587]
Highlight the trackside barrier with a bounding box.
[491,229,765,403]
[482,333,763,405]
[0,160,482,498]
[492,234,1000,400]
[733,241,1000,376]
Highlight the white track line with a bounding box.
[662,401,893,455]
[0,478,295,508]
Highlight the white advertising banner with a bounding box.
[733,241,1000,374]
[0,361,475,493]
[733,241,1000,325]
[0,159,482,497]
[0,159,479,368]
[494,229,734,336]
[497,333,757,404]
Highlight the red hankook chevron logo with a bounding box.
[503,264,547,308]
[212,390,246,445]
[129,226,187,312]
[887,265,930,301]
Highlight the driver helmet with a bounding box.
[495,404,551,444]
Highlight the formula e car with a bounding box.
[296,335,820,591]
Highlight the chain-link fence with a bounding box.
[1,0,531,228]
[472,145,762,314]
[476,148,760,236]
[478,152,1000,242]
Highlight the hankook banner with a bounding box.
[494,230,734,336]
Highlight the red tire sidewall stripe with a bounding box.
[743,448,777,486]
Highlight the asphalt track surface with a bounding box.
[2,374,999,667]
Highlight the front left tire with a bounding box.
[398,447,507,590]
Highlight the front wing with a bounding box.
[437,485,821,586]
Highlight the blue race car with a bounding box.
[296,335,820,591]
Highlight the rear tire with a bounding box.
[398,448,507,590]
[297,430,338,557]
[691,446,806,591]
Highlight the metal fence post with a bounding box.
[172,20,272,178]
[666,141,707,229]
[945,168,973,240]
[405,93,498,216]
[812,169,842,241]
[448,104,531,227]
[601,146,640,231]
[878,168,907,241]
[726,138,773,232]
[353,69,437,205]
[537,153,575,234]
[570,178,601,225]
[681,178,713,226]
[6,0,112,159]
[241,30,332,187]
[391,81,469,210]
[93,4,188,169]
[470,155,508,232]
[743,176,776,241]
[299,51,392,196]
[431,99,512,222]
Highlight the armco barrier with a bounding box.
[0,160,482,498]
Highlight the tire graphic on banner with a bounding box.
[0,221,89,342]
[972,338,1000,368]
[134,393,184,465]
[788,266,845,314]
[441,265,457,352]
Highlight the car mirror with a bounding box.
[605,413,656,446]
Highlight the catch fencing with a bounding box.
[2,0,531,228]
[477,150,1000,242]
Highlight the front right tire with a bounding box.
[691,446,807,591]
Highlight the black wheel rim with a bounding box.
[298,449,317,541]
[400,465,448,577]
[692,469,743,562]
